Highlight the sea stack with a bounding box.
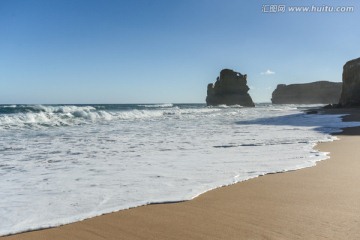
[271,81,342,104]
[339,57,360,107]
[206,69,255,107]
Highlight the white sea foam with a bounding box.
[209,104,244,108]
[139,103,174,108]
[0,105,223,130]
[2,105,17,108]
[0,104,359,236]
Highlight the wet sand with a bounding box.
[3,109,360,240]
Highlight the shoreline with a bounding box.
[3,108,360,239]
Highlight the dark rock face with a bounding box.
[339,57,360,106]
[271,81,342,104]
[206,69,255,107]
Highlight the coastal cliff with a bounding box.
[206,69,255,107]
[271,81,342,104]
[339,57,360,106]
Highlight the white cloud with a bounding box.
[261,69,275,75]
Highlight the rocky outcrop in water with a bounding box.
[271,81,342,104]
[206,69,255,107]
[339,57,360,107]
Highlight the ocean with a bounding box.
[1,103,359,236]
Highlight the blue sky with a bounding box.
[0,0,359,104]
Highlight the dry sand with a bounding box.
[3,109,360,240]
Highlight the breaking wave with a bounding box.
[138,103,174,108]
[0,104,221,130]
[2,103,360,236]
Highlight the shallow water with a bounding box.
[1,103,359,236]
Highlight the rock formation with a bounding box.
[339,57,360,106]
[271,81,342,104]
[206,69,255,107]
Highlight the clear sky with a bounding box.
[0,0,359,104]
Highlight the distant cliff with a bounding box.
[206,69,255,107]
[271,81,342,104]
[339,57,360,106]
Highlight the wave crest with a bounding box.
[138,103,174,108]
[0,105,230,130]
[0,105,105,129]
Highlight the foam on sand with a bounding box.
[1,104,360,236]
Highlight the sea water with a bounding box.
[1,103,359,236]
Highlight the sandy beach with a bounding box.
[3,109,360,240]
[2,1,359,239]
